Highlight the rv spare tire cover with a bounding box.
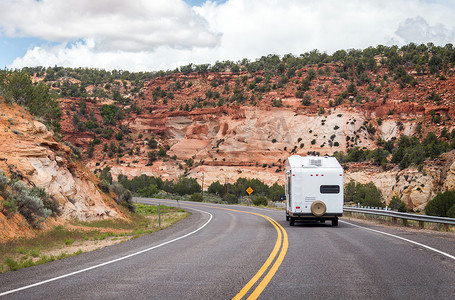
[311,201,326,217]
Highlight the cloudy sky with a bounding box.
[0,0,454,72]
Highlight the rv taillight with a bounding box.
[296,206,300,209]
[321,174,324,176]
[316,174,318,176]
[340,174,342,176]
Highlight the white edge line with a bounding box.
[0,208,213,297]
[341,220,455,261]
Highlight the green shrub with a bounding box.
[19,258,35,269]
[190,193,203,202]
[120,189,133,205]
[301,94,311,106]
[65,238,75,245]
[447,204,455,218]
[253,196,268,206]
[63,141,82,160]
[223,194,238,204]
[4,256,19,271]
[174,177,201,196]
[99,166,113,185]
[389,195,407,212]
[425,190,455,217]
[110,183,134,212]
[208,181,224,196]
[32,187,60,216]
[100,104,122,125]
[98,180,110,193]
[148,138,158,149]
[137,184,158,198]
[30,248,40,257]
[268,182,285,202]
[7,181,52,228]
[158,148,167,157]
[2,199,17,216]
[0,170,8,191]
[344,180,384,208]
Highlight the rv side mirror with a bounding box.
[280,194,285,201]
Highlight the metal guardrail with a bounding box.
[343,206,455,231]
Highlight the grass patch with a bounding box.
[4,256,19,271]
[135,203,186,215]
[65,238,75,246]
[17,246,27,255]
[0,203,189,273]
[74,219,137,230]
[30,248,40,258]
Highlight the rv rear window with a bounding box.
[320,185,340,194]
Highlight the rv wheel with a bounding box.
[286,213,289,221]
[289,217,295,226]
[332,217,338,227]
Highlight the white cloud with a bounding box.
[9,39,219,72]
[4,0,455,71]
[395,16,455,45]
[0,0,220,51]
[195,0,455,60]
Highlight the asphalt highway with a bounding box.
[0,199,454,299]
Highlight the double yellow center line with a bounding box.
[218,207,289,300]
[151,201,289,299]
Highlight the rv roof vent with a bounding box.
[310,159,322,167]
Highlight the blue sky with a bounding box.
[0,0,454,72]
[0,37,40,69]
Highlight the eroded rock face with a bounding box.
[0,102,122,231]
[108,102,455,212]
[444,160,455,191]
[344,151,455,212]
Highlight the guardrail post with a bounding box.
[402,219,408,227]
[443,224,449,232]
[418,221,424,229]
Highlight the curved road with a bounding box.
[0,199,454,299]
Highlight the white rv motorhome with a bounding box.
[285,155,344,226]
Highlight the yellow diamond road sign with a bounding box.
[246,187,254,195]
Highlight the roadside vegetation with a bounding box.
[425,190,455,218]
[345,178,455,218]
[0,70,62,135]
[343,180,407,212]
[344,180,385,208]
[117,172,284,207]
[0,203,187,273]
[0,170,59,228]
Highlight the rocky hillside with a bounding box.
[17,43,455,211]
[0,101,125,242]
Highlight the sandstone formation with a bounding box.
[345,151,455,211]
[0,101,123,242]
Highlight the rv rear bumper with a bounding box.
[289,212,342,219]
